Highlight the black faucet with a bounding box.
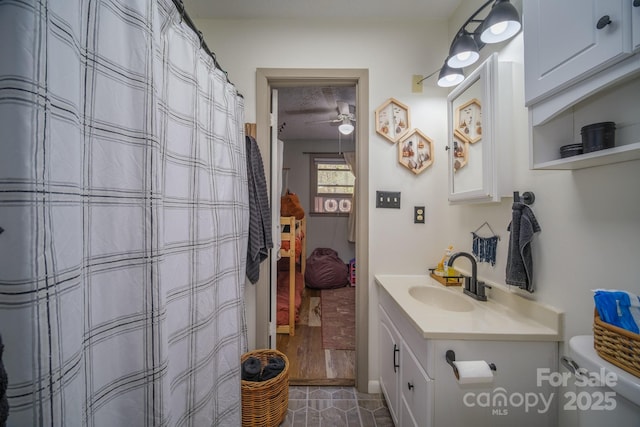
[447,251,491,301]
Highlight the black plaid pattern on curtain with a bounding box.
[0,0,248,425]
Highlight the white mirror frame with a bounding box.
[447,53,499,203]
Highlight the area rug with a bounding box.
[321,286,355,350]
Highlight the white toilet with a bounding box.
[569,335,640,426]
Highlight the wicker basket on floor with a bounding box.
[241,349,289,426]
[593,309,640,378]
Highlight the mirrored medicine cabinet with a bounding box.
[447,53,522,204]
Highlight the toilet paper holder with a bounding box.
[446,350,496,380]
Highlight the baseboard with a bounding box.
[368,380,380,394]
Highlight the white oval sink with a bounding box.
[408,286,474,312]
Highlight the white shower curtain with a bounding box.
[0,1,248,425]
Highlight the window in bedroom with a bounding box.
[310,153,355,216]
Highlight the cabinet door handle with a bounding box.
[407,382,414,390]
[596,15,612,30]
[393,344,400,373]
[634,0,640,7]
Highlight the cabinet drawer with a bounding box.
[401,341,433,427]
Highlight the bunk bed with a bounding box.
[276,216,306,336]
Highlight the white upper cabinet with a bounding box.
[524,0,640,170]
[523,0,633,106]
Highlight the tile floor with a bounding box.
[279,386,393,427]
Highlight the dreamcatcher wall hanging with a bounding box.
[471,221,500,266]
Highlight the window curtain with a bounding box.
[343,151,356,242]
[0,1,248,425]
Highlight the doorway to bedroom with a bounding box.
[275,85,356,385]
[255,69,369,389]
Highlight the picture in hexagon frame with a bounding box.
[455,98,482,144]
[452,129,469,173]
[398,129,433,175]
[375,97,410,143]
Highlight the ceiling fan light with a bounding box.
[480,0,521,44]
[446,31,479,68]
[437,63,464,87]
[339,119,354,135]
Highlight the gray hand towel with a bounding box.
[506,202,541,292]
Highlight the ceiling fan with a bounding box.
[305,101,356,134]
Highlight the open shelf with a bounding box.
[530,75,640,170]
[533,141,640,170]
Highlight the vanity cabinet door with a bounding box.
[378,305,401,426]
[523,0,632,105]
[400,341,434,427]
[633,0,640,52]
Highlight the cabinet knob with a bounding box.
[596,15,612,30]
[407,382,414,390]
[445,145,450,151]
[634,0,640,7]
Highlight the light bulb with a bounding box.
[489,21,508,36]
[456,51,471,62]
[339,121,354,135]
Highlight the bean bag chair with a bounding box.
[304,248,349,289]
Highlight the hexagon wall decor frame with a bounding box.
[455,98,482,143]
[452,129,469,172]
[398,129,434,175]
[375,98,410,143]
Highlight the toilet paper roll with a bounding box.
[452,360,495,384]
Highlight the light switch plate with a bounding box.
[376,191,401,209]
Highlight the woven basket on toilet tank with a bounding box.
[593,309,640,378]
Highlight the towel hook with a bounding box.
[513,191,535,205]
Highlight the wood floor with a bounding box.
[277,287,356,386]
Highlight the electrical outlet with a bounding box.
[414,206,425,223]
[376,191,401,209]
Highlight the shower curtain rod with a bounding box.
[172,0,243,98]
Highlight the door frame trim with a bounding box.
[255,68,369,391]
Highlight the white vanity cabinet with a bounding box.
[634,1,640,52]
[379,303,434,427]
[378,286,558,427]
[523,0,634,106]
[524,0,640,170]
[378,305,402,425]
[447,53,525,204]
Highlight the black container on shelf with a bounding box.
[559,143,583,158]
[581,121,616,153]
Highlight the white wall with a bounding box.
[196,3,640,400]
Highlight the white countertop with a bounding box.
[375,274,563,341]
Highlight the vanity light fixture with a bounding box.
[338,118,354,135]
[418,0,521,88]
[437,63,465,87]
[447,31,480,68]
[480,0,522,43]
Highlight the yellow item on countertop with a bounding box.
[437,245,456,276]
